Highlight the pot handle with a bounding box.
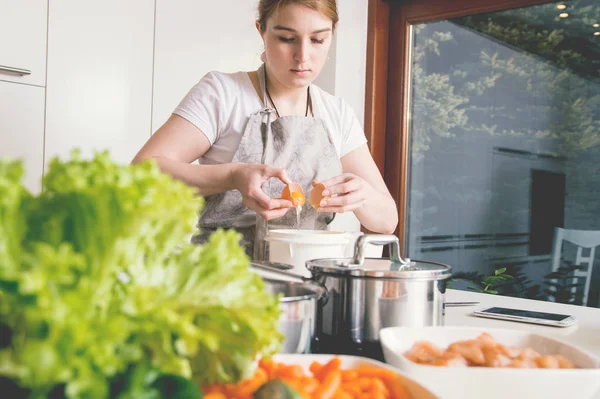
[250,261,306,284]
[251,261,329,304]
[351,234,411,266]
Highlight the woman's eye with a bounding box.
[279,37,294,43]
[312,38,325,44]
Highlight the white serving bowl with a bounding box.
[380,326,600,399]
[273,353,438,399]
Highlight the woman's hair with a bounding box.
[257,0,339,32]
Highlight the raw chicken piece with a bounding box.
[404,341,444,364]
[554,354,576,369]
[448,340,486,366]
[431,352,469,367]
[536,355,562,369]
[476,333,497,347]
[403,333,577,369]
[508,358,539,368]
[517,347,542,361]
[497,345,522,359]
[482,345,512,367]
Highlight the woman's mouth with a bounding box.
[291,69,311,76]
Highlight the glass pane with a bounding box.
[406,0,600,307]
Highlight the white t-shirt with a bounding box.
[173,71,367,165]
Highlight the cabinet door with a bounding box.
[45,0,154,165]
[0,81,45,193]
[152,0,261,131]
[0,0,48,87]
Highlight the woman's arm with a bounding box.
[318,144,399,234]
[132,114,234,195]
[132,114,293,220]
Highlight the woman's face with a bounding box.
[260,4,333,89]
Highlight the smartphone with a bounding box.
[473,306,577,327]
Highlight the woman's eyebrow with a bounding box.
[273,25,331,34]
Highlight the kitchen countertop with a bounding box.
[445,289,600,357]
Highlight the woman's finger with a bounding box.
[248,186,274,209]
[324,179,361,196]
[270,198,294,209]
[266,166,292,186]
[318,200,365,213]
[320,191,364,208]
[263,207,292,220]
[319,173,351,190]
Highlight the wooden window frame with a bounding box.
[364,0,554,251]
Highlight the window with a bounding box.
[379,0,600,307]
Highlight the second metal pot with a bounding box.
[262,278,322,354]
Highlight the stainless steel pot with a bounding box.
[262,278,322,354]
[253,234,452,358]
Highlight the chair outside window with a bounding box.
[550,228,600,307]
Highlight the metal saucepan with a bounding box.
[253,234,452,359]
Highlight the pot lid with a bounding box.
[305,234,452,280]
[306,257,451,279]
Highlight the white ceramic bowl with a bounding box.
[380,326,600,399]
[273,353,438,399]
[266,229,351,277]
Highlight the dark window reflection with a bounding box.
[406,0,600,307]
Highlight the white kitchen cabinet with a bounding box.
[0,0,48,87]
[44,0,154,165]
[152,0,262,132]
[0,81,45,193]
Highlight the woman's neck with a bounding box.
[263,67,309,116]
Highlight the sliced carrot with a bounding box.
[371,377,390,396]
[301,377,320,393]
[258,358,276,378]
[332,391,353,399]
[276,364,305,379]
[341,369,358,382]
[357,365,398,382]
[316,357,342,382]
[388,378,412,399]
[204,358,410,399]
[341,382,363,396]
[313,369,342,399]
[232,368,268,397]
[310,361,323,375]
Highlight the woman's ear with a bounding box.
[256,21,267,63]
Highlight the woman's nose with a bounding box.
[294,41,310,63]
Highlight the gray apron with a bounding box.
[193,64,343,258]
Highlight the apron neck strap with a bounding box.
[257,63,316,117]
[258,63,269,109]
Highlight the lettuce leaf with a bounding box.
[0,151,282,398]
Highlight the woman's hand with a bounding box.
[316,173,374,213]
[230,163,294,220]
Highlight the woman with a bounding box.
[132,0,398,257]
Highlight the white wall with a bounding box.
[332,0,369,127]
[152,0,263,131]
[153,0,369,132]
[45,0,155,165]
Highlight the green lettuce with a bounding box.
[0,151,282,398]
